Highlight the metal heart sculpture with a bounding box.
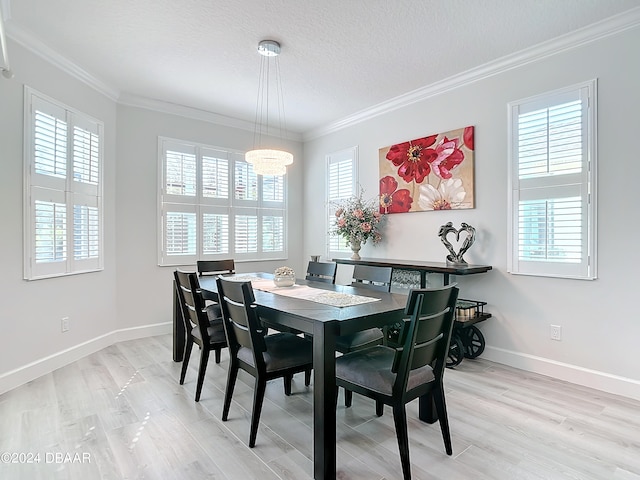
[438,222,476,265]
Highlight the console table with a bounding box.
[332,257,492,287]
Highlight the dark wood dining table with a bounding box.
[174,273,427,480]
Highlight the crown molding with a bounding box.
[118,92,304,142]
[5,20,120,100]
[304,6,640,141]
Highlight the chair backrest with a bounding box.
[350,265,393,292]
[305,261,337,284]
[216,277,267,366]
[197,259,235,276]
[174,270,211,341]
[391,284,459,397]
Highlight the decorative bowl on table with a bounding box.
[273,266,295,287]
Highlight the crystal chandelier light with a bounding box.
[245,40,293,176]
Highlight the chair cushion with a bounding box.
[335,328,384,353]
[191,321,226,345]
[237,332,312,373]
[336,345,435,395]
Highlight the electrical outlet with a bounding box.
[61,317,70,333]
[550,324,562,341]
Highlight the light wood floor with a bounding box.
[1,334,639,480]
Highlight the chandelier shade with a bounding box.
[246,40,293,176]
[245,148,293,176]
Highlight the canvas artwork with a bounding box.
[379,126,475,214]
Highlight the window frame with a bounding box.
[158,137,287,266]
[507,80,597,280]
[326,146,358,259]
[23,87,104,280]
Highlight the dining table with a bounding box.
[173,272,432,480]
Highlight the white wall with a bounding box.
[2,21,639,401]
[0,40,304,394]
[303,26,640,399]
[114,104,305,331]
[0,41,118,390]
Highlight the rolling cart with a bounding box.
[446,299,490,367]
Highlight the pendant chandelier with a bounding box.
[245,40,293,176]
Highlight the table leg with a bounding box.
[313,321,338,480]
[173,280,185,362]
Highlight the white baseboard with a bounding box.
[0,322,172,396]
[482,345,640,401]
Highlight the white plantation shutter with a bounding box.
[202,155,229,199]
[262,215,284,252]
[202,212,229,254]
[158,138,287,265]
[508,80,597,279]
[34,199,67,263]
[327,147,357,255]
[24,88,104,279]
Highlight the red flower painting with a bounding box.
[379,176,412,214]
[379,126,475,213]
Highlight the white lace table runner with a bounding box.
[249,278,380,307]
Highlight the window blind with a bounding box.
[159,138,286,265]
[24,88,104,279]
[508,81,596,279]
[327,148,357,254]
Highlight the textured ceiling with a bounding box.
[4,0,640,135]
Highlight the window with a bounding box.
[508,80,597,279]
[24,88,104,280]
[159,138,286,265]
[327,147,357,257]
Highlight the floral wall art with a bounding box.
[379,126,475,213]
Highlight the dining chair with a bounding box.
[216,276,313,448]
[305,260,337,283]
[174,270,228,402]
[197,259,235,276]
[351,264,393,292]
[336,265,393,408]
[335,284,459,480]
[196,259,236,309]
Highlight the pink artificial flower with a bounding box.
[338,218,346,227]
[361,222,372,233]
[353,209,364,219]
[335,208,343,217]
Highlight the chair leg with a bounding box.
[249,378,267,448]
[433,385,453,455]
[376,400,384,417]
[304,368,311,386]
[214,348,221,364]
[344,389,353,407]
[283,374,293,396]
[392,404,411,480]
[222,359,239,421]
[180,337,194,385]
[194,348,210,402]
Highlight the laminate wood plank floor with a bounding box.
[1,334,639,479]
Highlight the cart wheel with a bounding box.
[446,336,465,368]
[463,325,485,359]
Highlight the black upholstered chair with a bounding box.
[174,270,228,402]
[351,264,393,292]
[335,284,459,480]
[216,277,313,448]
[197,259,235,276]
[305,261,337,283]
[196,259,236,309]
[335,265,394,407]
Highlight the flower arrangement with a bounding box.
[274,266,295,277]
[331,189,385,247]
[273,266,295,287]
